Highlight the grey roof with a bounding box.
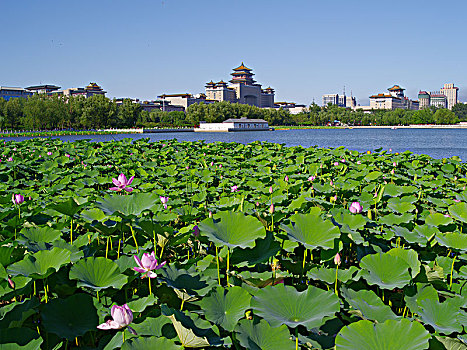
[223,118,268,123]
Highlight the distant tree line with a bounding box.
[0,95,465,130]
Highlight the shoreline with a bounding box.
[274,123,467,130]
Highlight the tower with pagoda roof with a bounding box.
[205,63,274,108]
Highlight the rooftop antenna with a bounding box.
[343,85,346,97]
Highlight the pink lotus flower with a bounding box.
[269,204,274,214]
[308,176,316,182]
[284,175,289,182]
[110,173,134,192]
[334,162,339,166]
[65,154,70,158]
[231,185,238,192]
[7,157,13,162]
[356,161,361,165]
[160,196,169,209]
[133,251,166,278]
[334,253,341,266]
[97,304,136,333]
[12,194,24,205]
[47,152,52,156]
[349,201,363,214]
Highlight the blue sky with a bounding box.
[2,0,467,105]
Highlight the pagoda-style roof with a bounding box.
[217,80,227,85]
[265,86,274,91]
[233,62,252,71]
[159,93,192,98]
[370,93,400,99]
[205,80,215,86]
[26,84,61,91]
[231,70,255,75]
[85,83,103,91]
[388,85,405,91]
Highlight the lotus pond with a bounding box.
[1,138,467,349]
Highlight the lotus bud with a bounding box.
[269,204,274,214]
[269,186,273,194]
[308,175,316,182]
[8,277,15,289]
[349,201,363,214]
[231,185,238,192]
[334,253,341,266]
[284,175,289,182]
[12,194,24,205]
[209,211,213,218]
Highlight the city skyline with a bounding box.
[2,0,467,105]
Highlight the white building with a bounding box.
[440,83,459,109]
[195,117,269,132]
[369,85,419,110]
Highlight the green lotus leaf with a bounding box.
[7,247,71,279]
[126,294,158,313]
[430,336,467,350]
[448,202,467,223]
[41,293,98,340]
[49,197,83,217]
[406,285,463,335]
[250,284,340,328]
[425,212,453,226]
[159,265,213,299]
[235,319,295,350]
[280,209,340,250]
[308,266,358,284]
[413,224,439,242]
[197,286,251,332]
[198,211,266,249]
[0,327,43,349]
[391,226,427,245]
[96,193,158,217]
[341,288,398,323]
[386,247,421,277]
[379,213,414,226]
[333,210,367,230]
[365,171,382,181]
[436,233,467,251]
[161,305,223,348]
[19,226,62,243]
[335,319,430,350]
[121,337,179,350]
[69,257,128,290]
[387,198,416,213]
[359,252,411,289]
[230,232,280,266]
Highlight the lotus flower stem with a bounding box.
[130,226,138,253]
[449,256,456,289]
[402,306,408,317]
[335,265,339,295]
[122,331,125,343]
[180,298,185,311]
[117,240,121,259]
[153,231,157,256]
[295,327,298,350]
[106,237,110,259]
[227,249,230,287]
[33,281,36,296]
[148,276,152,295]
[216,246,221,286]
[159,245,164,260]
[302,249,307,270]
[70,218,73,245]
[96,290,99,302]
[44,280,48,303]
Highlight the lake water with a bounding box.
[3,128,467,160]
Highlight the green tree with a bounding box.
[4,98,24,129]
[452,103,467,121]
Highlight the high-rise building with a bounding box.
[418,91,430,109]
[323,94,339,106]
[440,83,459,109]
